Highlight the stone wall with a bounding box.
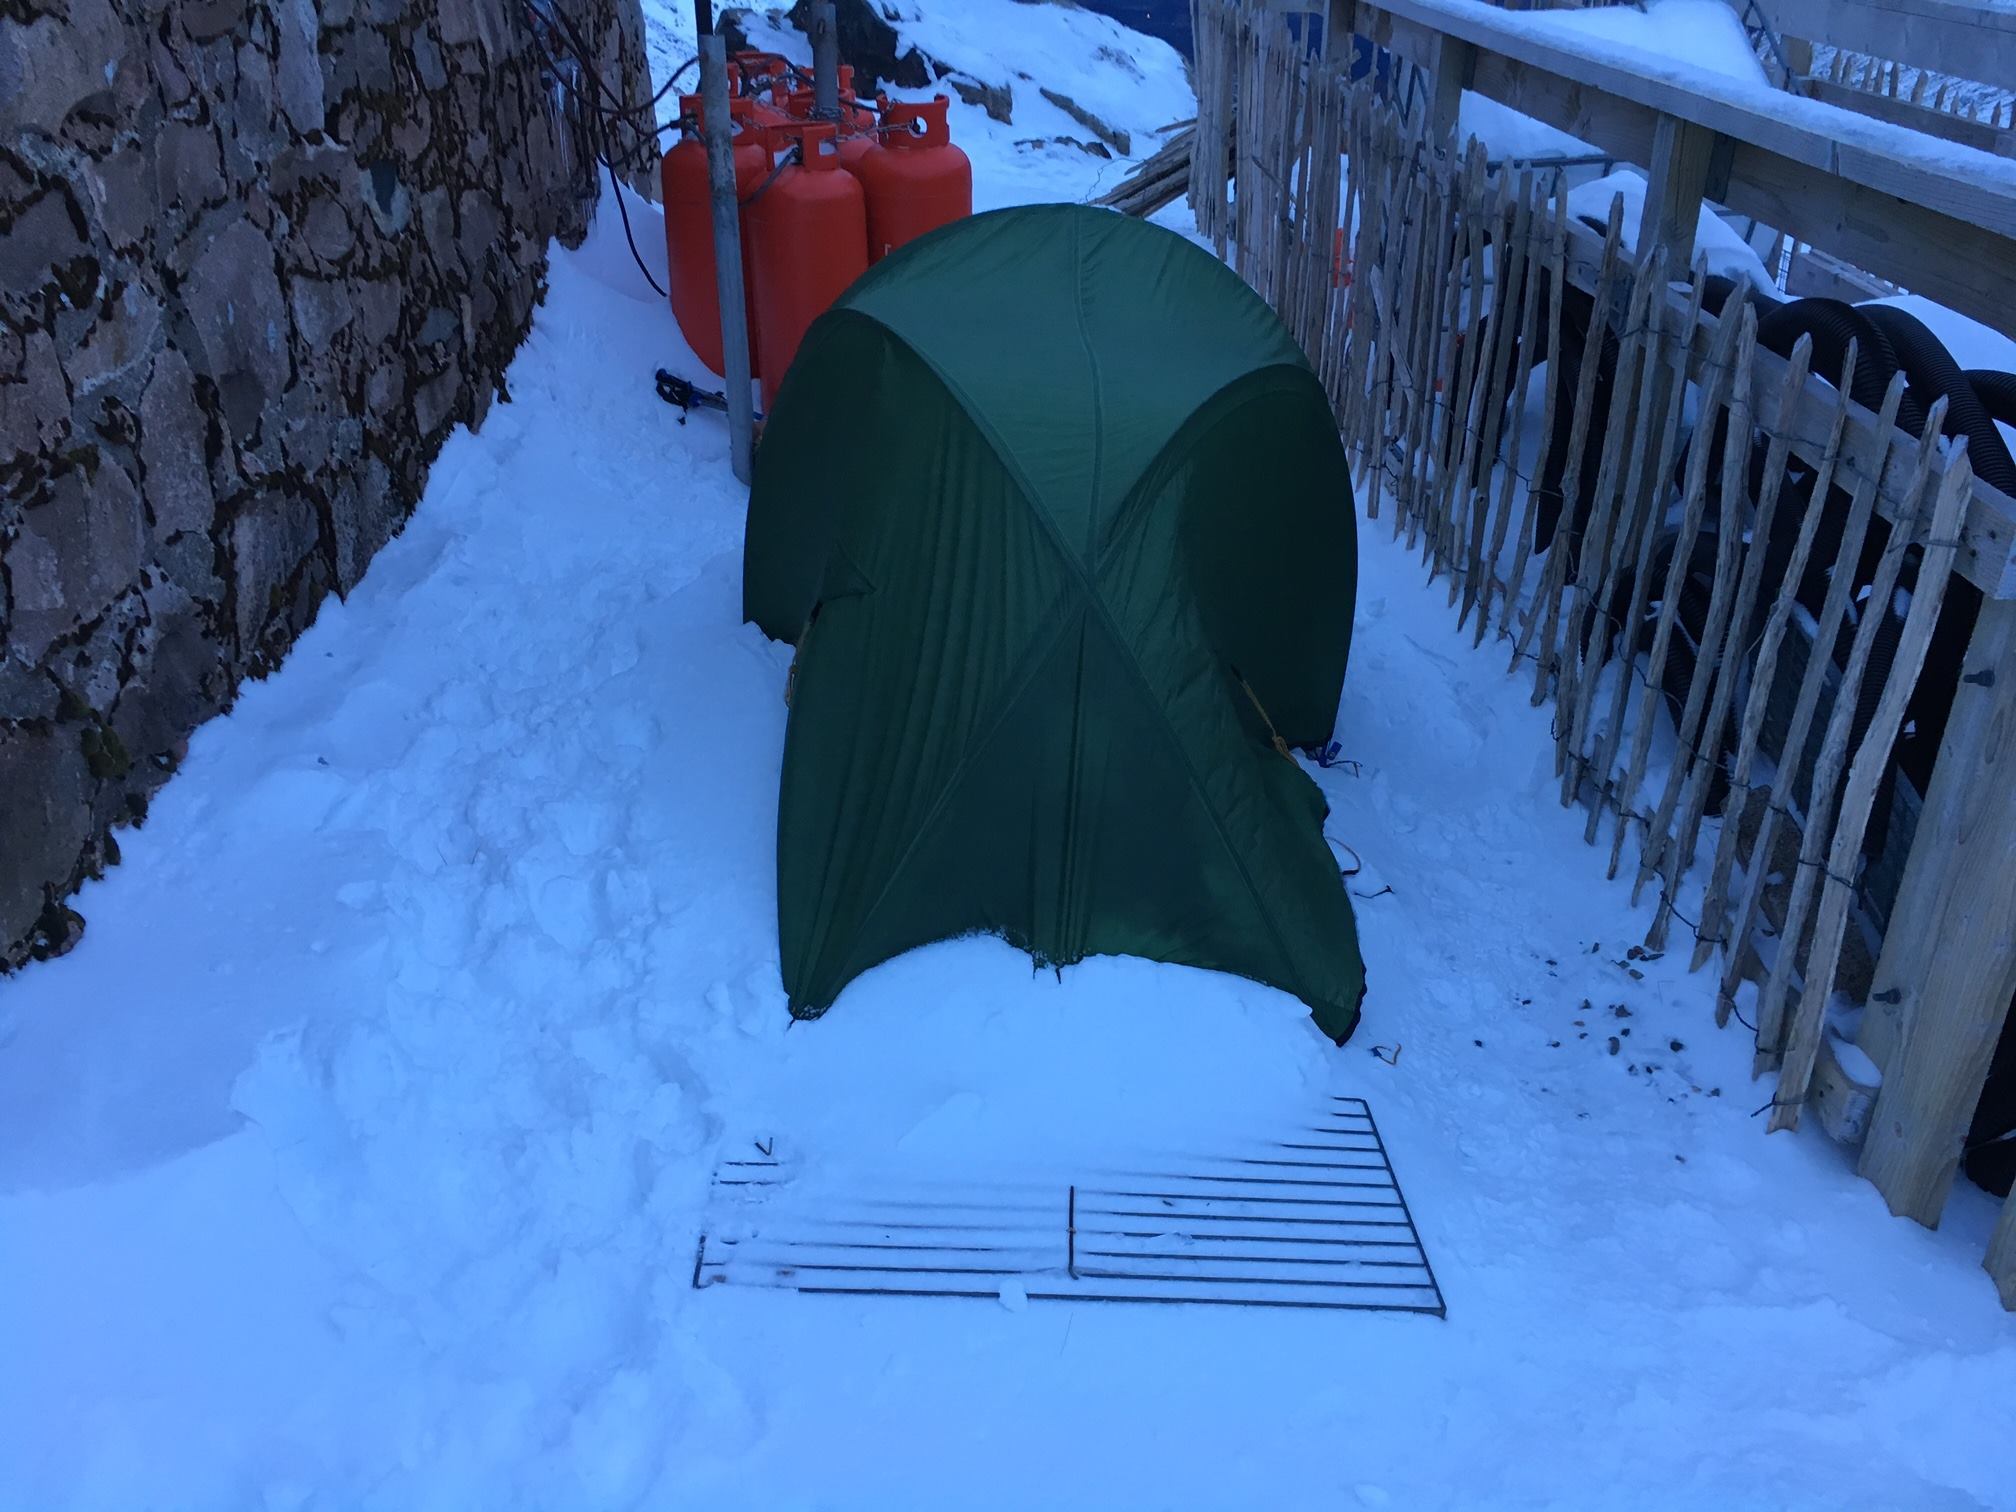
[0,0,654,965]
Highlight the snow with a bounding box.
[1460,89,1600,163]
[640,0,1196,210]
[1431,0,2016,188]
[1566,168,1776,286]
[1517,0,1769,90]
[7,8,2016,1510]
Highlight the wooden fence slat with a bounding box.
[1752,393,1953,1071]
[1462,170,1537,638]
[1588,262,1733,883]
[1495,177,1569,646]
[1647,332,1817,948]
[1474,173,1549,644]
[1594,262,1723,854]
[1417,145,1483,556]
[1451,171,1522,616]
[1694,339,1869,983]
[1354,119,1419,504]
[1717,369,1911,1034]
[1438,142,1500,593]
[1378,129,1433,511]
[1515,196,1627,703]
[1405,152,1464,544]
[1602,305,1755,877]
[1556,254,1664,803]
[1770,449,1975,1130]
[1561,247,1669,798]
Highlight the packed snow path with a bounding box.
[5,194,2014,1509]
[11,0,2016,1486]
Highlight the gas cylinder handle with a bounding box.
[882,95,951,150]
[790,120,842,170]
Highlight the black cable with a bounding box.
[604,155,666,298]
[740,144,800,206]
[518,0,687,300]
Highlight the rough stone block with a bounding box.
[0,190,88,302]
[5,462,146,661]
[139,349,215,540]
[227,484,321,653]
[0,727,94,954]
[184,217,290,415]
[83,145,157,253]
[153,121,224,215]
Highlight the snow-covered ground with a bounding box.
[7,6,2016,1509]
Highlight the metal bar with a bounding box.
[1360,1101,1448,1313]
[1078,1228,1421,1247]
[810,0,840,120]
[1068,1184,1078,1279]
[1083,1188,1405,1206]
[1027,1291,1446,1314]
[1085,1208,1411,1227]
[1080,1249,1432,1269]
[697,19,754,483]
[1104,1171,1396,1188]
[1073,1267,1436,1292]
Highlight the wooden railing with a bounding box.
[1758,0,2016,156]
[1191,0,2016,1307]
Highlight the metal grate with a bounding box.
[693,1097,1445,1317]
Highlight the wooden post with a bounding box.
[1992,1190,2016,1309]
[1637,113,1719,268]
[1858,596,2016,1226]
[1427,32,1476,145]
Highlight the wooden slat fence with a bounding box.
[1190,0,2016,1305]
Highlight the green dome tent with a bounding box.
[743,202,1365,1041]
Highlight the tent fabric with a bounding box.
[742,202,1365,1041]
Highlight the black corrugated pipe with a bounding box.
[1967,369,2016,427]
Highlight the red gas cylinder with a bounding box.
[848,95,971,262]
[660,94,771,378]
[731,51,792,127]
[781,78,877,139]
[747,123,869,410]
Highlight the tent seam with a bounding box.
[805,325,1319,1000]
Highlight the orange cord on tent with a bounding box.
[1236,674,1295,763]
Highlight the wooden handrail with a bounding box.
[1758,0,2016,91]
[1346,0,2016,333]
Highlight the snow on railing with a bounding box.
[1190,0,2016,1309]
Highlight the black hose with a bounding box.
[1967,369,2016,427]
[1757,298,1917,430]
[1700,272,1782,320]
[1859,307,2016,494]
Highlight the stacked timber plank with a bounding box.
[1094,124,1203,218]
